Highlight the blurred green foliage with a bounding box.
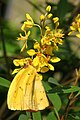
[0,0,80,120]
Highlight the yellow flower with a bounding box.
[17,31,30,52]
[21,24,26,33]
[32,53,54,73]
[41,27,64,52]
[40,14,45,21]
[12,68,21,74]
[76,34,80,38]
[33,56,39,67]
[21,14,34,32]
[45,45,53,55]
[17,31,30,41]
[13,58,31,67]
[53,17,59,23]
[68,14,80,38]
[50,57,61,63]
[45,26,51,31]
[24,21,33,28]
[26,14,33,23]
[27,49,36,56]
[70,25,76,31]
[40,67,49,73]
[46,5,51,12]
[48,64,54,71]
[47,13,53,19]
[34,42,40,51]
[25,14,34,27]
[20,43,27,52]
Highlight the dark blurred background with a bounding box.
[0,0,80,120]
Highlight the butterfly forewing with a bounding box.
[7,65,36,110]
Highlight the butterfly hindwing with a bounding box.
[32,73,49,111]
[7,65,36,110]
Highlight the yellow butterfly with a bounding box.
[7,65,49,111]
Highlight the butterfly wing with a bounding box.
[7,65,36,110]
[32,73,49,111]
[7,65,49,111]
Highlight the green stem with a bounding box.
[54,108,60,120]
[34,23,43,38]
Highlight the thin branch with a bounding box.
[63,69,79,120]
[0,100,7,119]
[5,111,20,120]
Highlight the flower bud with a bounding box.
[47,13,53,18]
[40,14,45,21]
[53,17,59,23]
[46,5,51,12]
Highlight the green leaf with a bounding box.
[18,114,28,120]
[48,86,63,94]
[42,81,51,92]
[0,77,11,88]
[48,93,61,111]
[26,112,32,120]
[56,0,74,25]
[48,77,62,87]
[48,86,80,94]
[32,111,41,120]
[69,114,80,120]
[63,86,80,93]
[47,111,57,120]
[75,116,80,120]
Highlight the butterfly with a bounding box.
[7,65,49,111]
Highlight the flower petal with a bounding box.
[48,64,54,71]
[34,42,40,50]
[27,49,36,56]
[26,14,33,23]
[33,56,39,66]
[76,34,80,38]
[40,67,49,73]
[50,57,61,63]
[12,68,21,74]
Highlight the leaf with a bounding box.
[48,87,63,94]
[42,81,51,92]
[63,86,80,93]
[0,77,11,88]
[56,0,74,22]
[18,114,28,120]
[69,114,80,120]
[48,93,62,111]
[32,111,41,120]
[48,77,62,87]
[47,111,57,120]
[75,116,80,120]
[48,86,80,94]
[26,112,31,120]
